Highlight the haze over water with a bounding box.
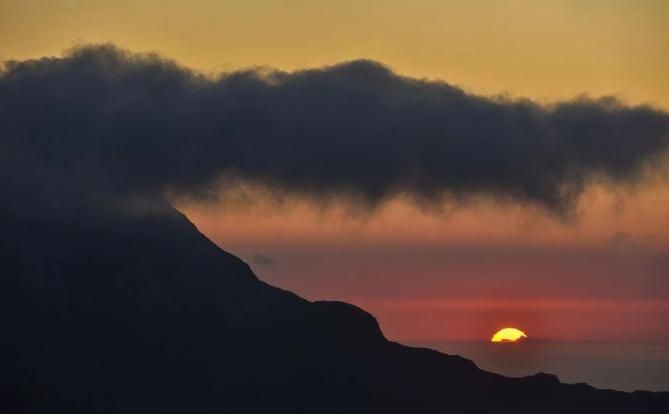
[412,340,669,392]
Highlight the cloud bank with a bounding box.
[1,44,668,217]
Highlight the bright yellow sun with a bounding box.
[491,327,527,343]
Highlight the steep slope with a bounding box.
[1,207,667,413]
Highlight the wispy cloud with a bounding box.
[252,252,276,266]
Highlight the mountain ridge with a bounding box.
[1,206,667,413]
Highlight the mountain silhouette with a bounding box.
[1,205,667,413]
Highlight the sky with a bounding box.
[2,0,669,342]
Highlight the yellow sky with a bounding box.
[2,0,668,108]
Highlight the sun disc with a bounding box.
[491,327,527,343]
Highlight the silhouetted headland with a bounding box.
[1,205,667,413]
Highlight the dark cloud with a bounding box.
[253,253,276,267]
[1,44,668,217]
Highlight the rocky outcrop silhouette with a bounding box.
[1,206,667,413]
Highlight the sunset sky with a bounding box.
[3,0,668,342]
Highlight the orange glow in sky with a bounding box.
[178,182,669,342]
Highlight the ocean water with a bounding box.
[410,340,669,392]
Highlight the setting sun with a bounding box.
[491,328,528,343]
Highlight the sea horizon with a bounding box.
[407,339,669,393]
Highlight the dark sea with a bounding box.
[410,340,669,392]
